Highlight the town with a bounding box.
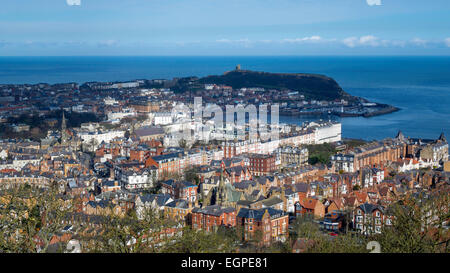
[0,77,448,253]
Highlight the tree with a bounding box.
[124,130,131,139]
[81,206,176,253]
[291,214,367,253]
[184,167,200,185]
[162,227,238,253]
[373,191,449,253]
[0,183,74,253]
[306,143,336,165]
[178,139,187,149]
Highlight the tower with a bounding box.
[395,130,405,142]
[61,110,69,144]
[216,168,226,206]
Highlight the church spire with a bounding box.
[217,167,226,206]
[61,110,68,144]
[217,172,224,206]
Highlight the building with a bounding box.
[161,180,198,202]
[248,153,276,176]
[135,193,173,220]
[310,121,342,144]
[353,202,391,235]
[294,197,325,218]
[275,145,309,167]
[153,112,173,126]
[146,152,185,179]
[11,123,30,133]
[78,130,125,149]
[331,139,406,172]
[236,207,289,245]
[116,166,158,190]
[444,161,450,172]
[163,199,194,225]
[191,205,236,231]
[134,126,165,141]
[320,211,347,232]
[130,101,160,113]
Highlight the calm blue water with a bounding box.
[0,56,449,141]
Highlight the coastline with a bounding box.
[279,105,401,118]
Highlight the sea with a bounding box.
[0,56,449,141]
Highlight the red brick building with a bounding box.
[248,154,276,176]
[236,208,289,245]
[161,180,199,202]
[353,202,392,235]
[294,197,325,218]
[191,205,236,231]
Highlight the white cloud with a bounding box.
[342,35,385,47]
[411,38,428,46]
[359,35,379,46]
[67,0,81,6]
[444,38,450,47]
[215,38,251,47]
[213,36,445,49]
[282,36,322,43]
[366,0,381,6]
[342,37,358,48]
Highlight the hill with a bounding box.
[172,69,354,101]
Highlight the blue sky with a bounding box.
[1,0,450,55]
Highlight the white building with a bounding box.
[104,97,118,106]
[118,167,158,190]
[0,150,7,160]
[111,82,139,89]
[154,112,173,126]
[78,130,125,149]
[310,121,342,144]
[107,108,136,121]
